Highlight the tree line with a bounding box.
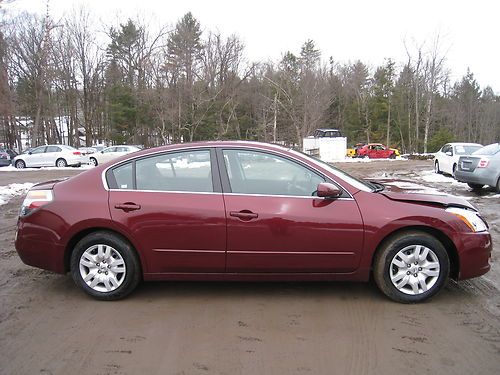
[0,7,499,153]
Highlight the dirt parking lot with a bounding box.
[0,160,499,375]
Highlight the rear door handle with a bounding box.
[114,202,141,212]
[229,210,258,220]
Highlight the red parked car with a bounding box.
[357,143,397,159]
[15,141,491,302]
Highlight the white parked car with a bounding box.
[434,143,483,177]
[13,145,85,169]
[89,145,140,166]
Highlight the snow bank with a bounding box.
[337,156,407,163]
[0,165,93,172]
[0,183,35,206]
[420,170,463,185]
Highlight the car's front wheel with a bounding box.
[90,157,98,166]
[434,161,441,174]
[373,231,449,303]
[70,231,141,300]
[15,160,26,169]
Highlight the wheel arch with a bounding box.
[64,227,144,275]
[370,225,459,280]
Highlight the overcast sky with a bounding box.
[5,0,500,93]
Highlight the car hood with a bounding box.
[368,178,476,210]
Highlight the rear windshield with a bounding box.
[472,143,500,156]
[454,145,482,155]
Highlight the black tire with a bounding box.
[70,231,141,300]
[90,157,98,166]
[467,183,484,190]
[15,160,26,169]
[373,231,449,303]
[496,177,500,193]
[452,164,457,178]
[434,161,441,174]
[389,153,396,159]
[56,158,67,168]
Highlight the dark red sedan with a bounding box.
[357,143,397,159]
[15,141,491,302]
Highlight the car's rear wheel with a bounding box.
[389,153,396,159]
[467,183,484,190]
[373,231,449,303]
[90,157,98,166]
[70,231,141,300]
[56,158,67,168]
[15,160,26,169]
[434,161,441,174]
[496,177,500,193]
[452,164,457,178]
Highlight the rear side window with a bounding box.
[136,150,212,192]
[112,162,133,189]
[107,150,213,192]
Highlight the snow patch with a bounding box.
[0,183,35,205]
[420,170,464,185]
[0,165,93,172]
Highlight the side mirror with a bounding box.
[28,151,32,155]
[445,151,453,156]
[316,182,342,198]
[101,151,104,154]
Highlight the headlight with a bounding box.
[446,207,488,232]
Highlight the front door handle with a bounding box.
[229,210,258,220]
[114,202,141,212]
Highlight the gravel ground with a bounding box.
[0,160,498,375]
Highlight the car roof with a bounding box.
[111,141,290,159]
[447,143,483,146]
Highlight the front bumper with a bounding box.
[457,231,492,280]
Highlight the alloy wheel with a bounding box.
[79,244,126,293]
[389,245,440,295]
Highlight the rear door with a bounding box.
[219,148,364,273]
[107,148,226,274]
[44,145,61,166]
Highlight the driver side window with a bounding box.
[222,149,325,196]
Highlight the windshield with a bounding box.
[472,143,499,156]
[288,149,374,192]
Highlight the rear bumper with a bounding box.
[15,220,66,274]
[0,159,11,166]
[455,169,497,187]
[457,231,492,280]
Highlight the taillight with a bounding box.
[19,190,53,217]
[73,151,81,155]
[477,159,489,168]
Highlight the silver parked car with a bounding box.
[455,143,500,192]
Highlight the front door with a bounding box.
[220,149,364,273]
[107,149,226,274]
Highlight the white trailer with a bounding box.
[302,136,347,162]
